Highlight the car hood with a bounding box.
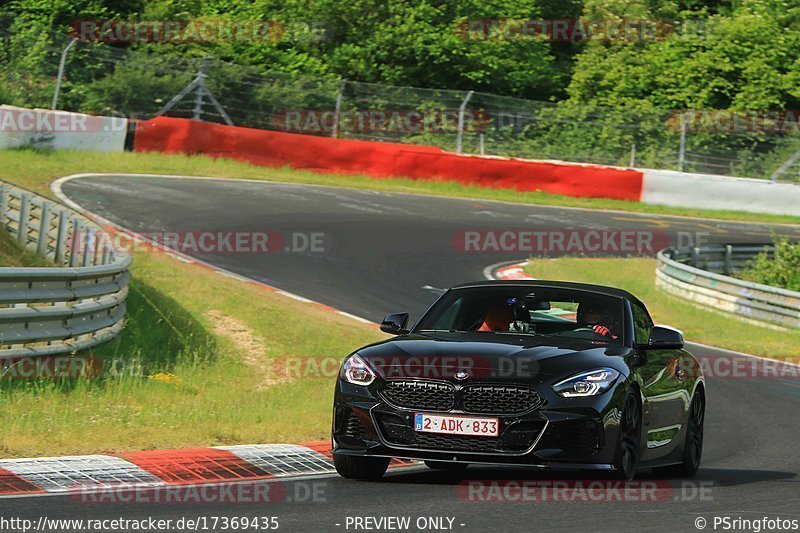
[356,332,631,385]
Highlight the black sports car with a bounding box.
[332,281,705,480]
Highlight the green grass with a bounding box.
[0,157,386,457]
[2,147,799,225]
[524,257,800,359]
[0,229,51,267]
[0,249,384,457]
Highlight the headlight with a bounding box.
[339,354,375,386]
[553,368,620,397]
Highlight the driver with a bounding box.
[577,304,619,340]
[478,301,515,332]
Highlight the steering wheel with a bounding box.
[567,326,612,340]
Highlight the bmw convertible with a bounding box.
[331,281,705,480]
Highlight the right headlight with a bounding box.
[339,354,375,386]
[553,368,620,397]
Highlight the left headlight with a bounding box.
[553,368,620,397]
[339,354,376,386]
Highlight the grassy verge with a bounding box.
[524,257,800,358]
[0,170,386,458]
[2,147,799,225]
[0,229,50,267]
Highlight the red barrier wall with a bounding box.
[133,117,644,201]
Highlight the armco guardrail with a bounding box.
[656,244,800,329]
[0,179,131,358]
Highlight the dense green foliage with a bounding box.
[739,238,800,292]
[5,0,800,105]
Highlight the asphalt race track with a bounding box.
[7,174,800,532]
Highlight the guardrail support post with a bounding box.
[0,186,7,228]
[18,194,31,245]
[37,202,52,256]
[54,210,68,264]
[82,227,94,267]
[691,246,700,268]
[69,218,83,267]
[724,245,733,275]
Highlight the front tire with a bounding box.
[613,389,642,480]
[654,388,705,478]
[333,454,390,480]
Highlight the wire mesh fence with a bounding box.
[1,21,799,184]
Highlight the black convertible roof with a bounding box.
[452,280,646,308]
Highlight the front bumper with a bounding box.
[332,379,622,467]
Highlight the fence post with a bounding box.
[157,57,233,126]
[678,113,688,172]
[55,210,68,264]
[52,37,79,110]
[192,60,207,122]
[479,134,485,156]
[456,90,474,154]
[332,80,345,139]
[18,194,31,245]
[629,143,636,167]
[37,201,52,256]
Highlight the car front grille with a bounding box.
[380,380,541,415]
[462,385,542,414]
[381,380,455,411]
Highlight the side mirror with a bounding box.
[380,313,409,335]
[638,325,684,350]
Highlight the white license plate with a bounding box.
[414,413,499,437]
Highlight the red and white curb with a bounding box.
[0,443,328,496]
[0,443,415,497]
[487,261,534,281]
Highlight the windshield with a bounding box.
[416,286,624,343]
